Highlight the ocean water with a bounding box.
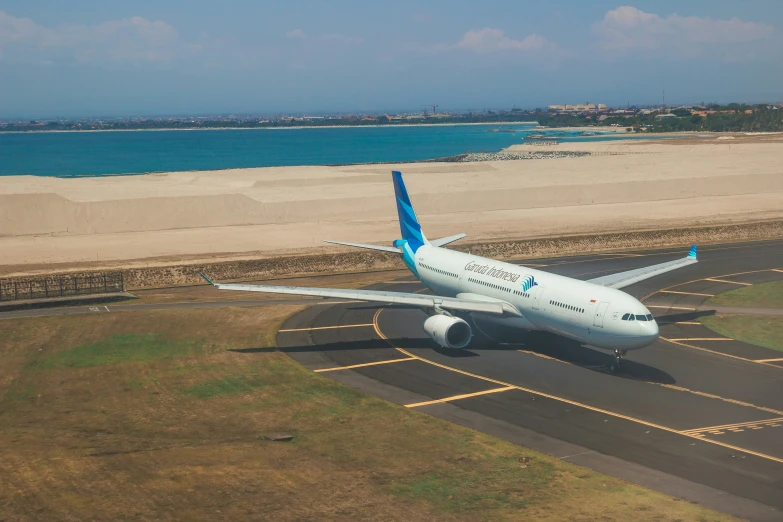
[0,124,660,177]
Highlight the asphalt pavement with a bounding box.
[277,239,783,521]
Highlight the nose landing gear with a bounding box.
[611,349,628,372]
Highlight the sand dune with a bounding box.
[1,135,782,269]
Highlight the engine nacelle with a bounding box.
[423,315,472,349]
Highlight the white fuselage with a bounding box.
[413,245,659,351]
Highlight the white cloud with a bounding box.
[0,11,198,65]
[592,6,774,52]
[456,28,546,53]
[320,33,364,45]
[285,28,306,39]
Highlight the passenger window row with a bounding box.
[420,263,458,278]
[621,313,654,321]
[513,290,530,298]
[550,300,584,314]
[467,277,518,294]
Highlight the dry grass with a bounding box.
[0,308,736,521]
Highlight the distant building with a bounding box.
[547,103,607,113]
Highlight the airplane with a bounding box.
[199,170,698,370]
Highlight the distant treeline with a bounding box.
[539,104,783,133]
[2,111,539,132]
[5,104,781,132]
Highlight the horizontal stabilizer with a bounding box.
[323,240,401,253]
[197,271,215,286]
[430,233,467,248]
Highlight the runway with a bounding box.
[278,239,783,521]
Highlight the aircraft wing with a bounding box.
[587,245,698,290]
[198,273,521,316]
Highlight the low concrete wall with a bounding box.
[11,220,783,291]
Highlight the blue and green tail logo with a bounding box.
[521,275,538,292]
[392,171,428,277]
[392,171,426,253]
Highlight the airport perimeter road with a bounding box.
[278,239,783,522]
[0,297,335,320]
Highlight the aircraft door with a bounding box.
[593,301,610,328]
[532,286,546,310]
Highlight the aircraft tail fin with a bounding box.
[392,171,428,252]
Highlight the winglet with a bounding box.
[687,245,697,259]
[198,271,216,286]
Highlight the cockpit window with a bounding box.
[646,314,654,321]
[628,314,635,321]
[621,313,630,320]
[635,315,647,321]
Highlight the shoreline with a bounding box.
[0,131,692,180]
[0,121,539,135]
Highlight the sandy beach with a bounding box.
[1,133,782,273]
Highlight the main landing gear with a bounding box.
[611,349,628,372]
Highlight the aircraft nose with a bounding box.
[642,318,659,343]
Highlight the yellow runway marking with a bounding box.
[279,323,374,332]
[755,358,783,363]
[653,383,783,416]
[682,417,783,435]
[646,305,696,310]
[660,337,783,369]
[657,290,715,297]
[640,267,774,302]
[771,269,783,273]
[371,309,783,464]
[518,349,566,363]
[405,387,515,408]
[314,357,415,373]
[675,322,702,325]
[704,278,752,286]
[666,338,733,342]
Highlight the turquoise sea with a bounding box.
[0,124,662,177]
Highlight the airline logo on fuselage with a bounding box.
[520,275,538,292]
[464,261,538,291]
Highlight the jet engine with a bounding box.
[423,314,472,349]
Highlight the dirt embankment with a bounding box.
[3,137,782,268]
[3,220,779,291]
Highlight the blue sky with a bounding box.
[1,1,782,117]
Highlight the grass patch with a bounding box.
[706,280,783,308]
[181,374,269,398]
[28,334,205,371]
[0,306,736,521]
[700,315,783,352]
[390,454,550,513]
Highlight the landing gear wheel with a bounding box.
[611,349,628,373]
